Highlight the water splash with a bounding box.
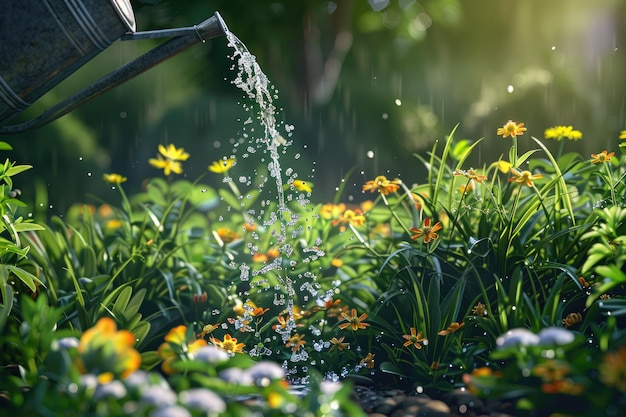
[224,30,326,367]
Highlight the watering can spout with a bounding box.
[0,1,229,135]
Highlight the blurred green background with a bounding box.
[2,0,625,216]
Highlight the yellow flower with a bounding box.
[471,302,487,316]
[285,333,306,352]
[292,180,313,193]
[196,323,220,339]
[620,130,626,140]
[208,157,236,173]
[320,203,346,220]
[402,327,427,349]
[509,168,543,187]
[332,209,366,227]
[76,317,141,380]
[329,336,350,352]
[158,144,190,161]
[590,150,615,164]
[103,173,127,185]
[362,175,401,195]
[338,308,370,331]
[359,353,376,369]
[157,325,207,374]
[149,155,183,176]
[497,120,526,138]
[544,125,582,141]
[410,218,443,243]
[210,334,245,355]
[496,160,513,174]
[437,322,465,336]
[215,227,239,244]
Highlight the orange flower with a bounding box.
[509,168,543,188]
[215,227,239,244]
[252,248,281,263]
[329,336,350,352]
[410,218,443,243]
[332,209,366,227]
[339,308,370,331]
[591,150,615,164]
[360,353,376,369]
[320,203,346,220]
[75,317,141,381]
[402,327,427,349]
[233,300,269,317]
[438,322,465,336]
[497,120,526,138]
[362,175,401,195]
[210,334,245,354]
[285,333,306,352]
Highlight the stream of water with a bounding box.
[224,30,331,370]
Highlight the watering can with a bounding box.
[0,0,228,134]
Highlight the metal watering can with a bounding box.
[0,0,228,134]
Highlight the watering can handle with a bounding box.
[0,12,228,135]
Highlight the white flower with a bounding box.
[496,328,540,349]
[537,327,575,346]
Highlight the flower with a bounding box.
[292,179,312,193]
[103,173,127,185]
[210,334,245,354]
[332,209,366,227]
[75,317,141,382]
[362,175,401,195]
[471,302,487,316]
[196,323,220,339]
[320,203,346,220]
[285,333,306,352]
[157,325,206,375]
[453,168,488,184]
[544,125,582,141]
[590,150,615,164]
[562,312,583,328]
[620,130,626,140]
[402,327,427,349]
[149,156,183,176]
[157,325,208,374]
[599,345,626,392]
[158,144,190,161]
[497,120,526,138]
[537,327,575,345]
[438,322,465,336]
[338,308,370,331]
[214,227,239,244]
[252,248,281,263]
[234,300,270,317]
[149,144,189,176]
[410,217,443,243]
[329,336,350,352]
[496,160,513,173]
[496,328,539,349]
[359,353,376,369]
[179,388,226,413]
[509,168,543,187]
[208,157,236,173]
[533,359,570,382]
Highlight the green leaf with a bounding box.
[4,164,32,176]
